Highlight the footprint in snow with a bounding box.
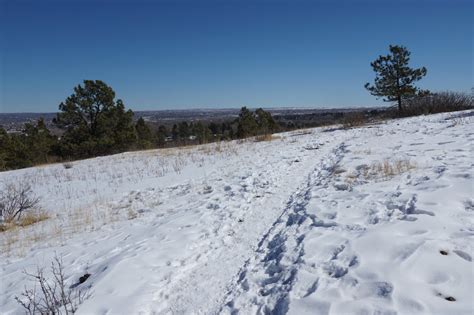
[452,250,472,262]
[438,248,472,261]
[354,281,394,299]
[463,199,474,212]
[202,185,213,194]
[436,292,456,302]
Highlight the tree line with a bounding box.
[1,45,472,171]
[0,80,278,171]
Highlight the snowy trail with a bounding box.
[223,112,474,315]
[143,140,351,314]
[221,143,348,314]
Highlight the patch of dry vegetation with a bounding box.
[255,134,281,142]
[3,211,50,230]
[374,159,416,177]
[345,158,416,185]
[0,133,271,257]
[342,112,368,129]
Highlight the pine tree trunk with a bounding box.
[397,95,403,113]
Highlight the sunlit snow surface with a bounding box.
[1,111,473,314]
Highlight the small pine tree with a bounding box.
[0,128,8,170]
[178,121,190,143]
[193,121,211,144]
[255,108,277,135]
[365,45,427,112]
[237,107,258,138]
[156,125,168,147]
[109,99,136,153]
[135,117,154,149]
[171,124,179,141]
[23,118,57,164]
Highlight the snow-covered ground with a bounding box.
[1,111,473,314]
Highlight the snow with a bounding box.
[1,110,473,314]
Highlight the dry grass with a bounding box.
[255,134,281,142]
[17,211,50,227]
[127,208,138,220]
[345,158,416,185]
[374,158,416,178]
[0,135,247,257]
[0,210,50,232]
[1,204,113,256]
[0,220,50,257]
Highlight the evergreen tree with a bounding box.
[135,117,154,149]
[0,130,31,170]
[365,45,428,112]
[171,124,179,141]
[156,125,168,147]
[208,122,220,136]
[193,121,211,144]
[53,80,136,157]
[220,122,232,140]
[255,108,277,135]
[178,121,190,143]
[237,107,258,138]
[110,100,137,152]
[23,118,57,165]
[0,127,10,170]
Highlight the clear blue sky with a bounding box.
[0,0,472,113]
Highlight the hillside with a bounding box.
[1,110,473,314]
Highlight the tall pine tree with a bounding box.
[365,45,427,112]
[54,80,136,157]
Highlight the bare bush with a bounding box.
[15,255,90,314]
[400,91,473,117]
[342,112,368,128]
[0,181,40,223]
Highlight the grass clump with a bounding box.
[255,134,281,142]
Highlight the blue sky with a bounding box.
[0,0,472,113]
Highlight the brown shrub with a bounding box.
[342,112,367,128]
[400,91,473,117]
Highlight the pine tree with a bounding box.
[0,127,10,170]
[237,107,258,138]
[171,124,179,141]
[135,117,154,149]
[178,121,190,143]
[53,80,136,157]
[0,130,31,170]
[23,118,57,164]
[255,108,277,135]
[193,121,211,144]
[110,100,136,152]
[156,125,168,147]
[365,45,428,112]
